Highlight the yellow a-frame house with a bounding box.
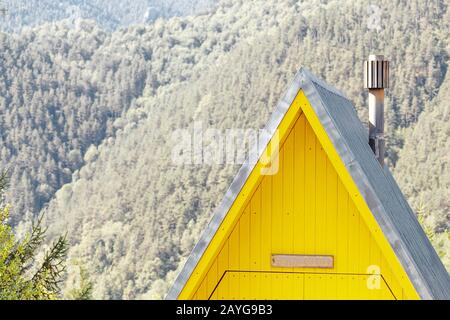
[167,68,450,300]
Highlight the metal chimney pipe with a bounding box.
[364,54,389,166]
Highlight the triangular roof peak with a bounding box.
[167,68,450,300]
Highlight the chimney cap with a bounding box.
[364,55,389,89]
[368,54,386,61]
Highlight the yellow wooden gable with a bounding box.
[166,69,450,300]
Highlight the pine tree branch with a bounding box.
[31,234,68,294]
[4,214,47,273]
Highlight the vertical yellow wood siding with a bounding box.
[191,113,406,300]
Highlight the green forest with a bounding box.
[0,0,448,299]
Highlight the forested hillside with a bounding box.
[0,0,216,32]
[394,70,450,268]
[28,0,448,299]
[0,9,260,224]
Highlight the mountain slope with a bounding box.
[395,69,450,231]
[0,11,258,224]
[394,67,450,270]
[41,0,450,299]
[0,0,217,32]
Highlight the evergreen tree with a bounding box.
[0,171,68,300]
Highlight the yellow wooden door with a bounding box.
[210,271,395,300]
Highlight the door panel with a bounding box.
[210,271,396,300]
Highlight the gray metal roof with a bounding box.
[166,68,450,300]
